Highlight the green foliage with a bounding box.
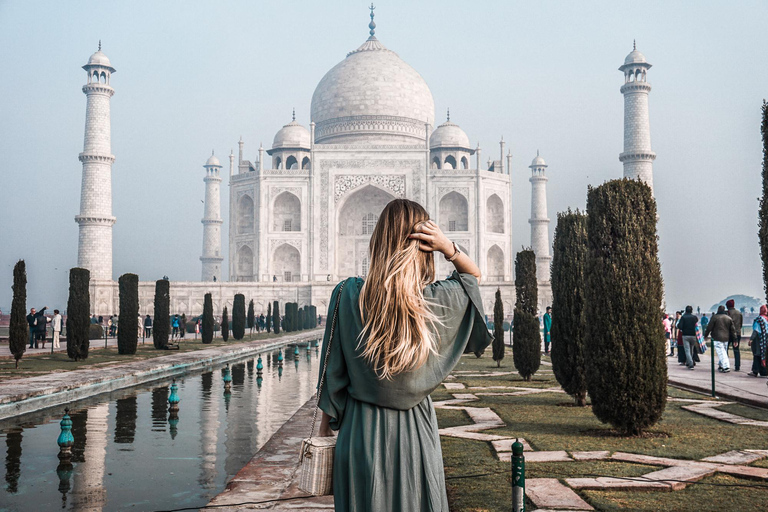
[153,279,170,349]
[299,306,305,331]
[117,273,139,355]
[266,302,272,333]
[284,303,293,332]
[512,249,540,380]
[273,301,281,334]
[310,305,317,328]
[9,260,27,368]
[221,306,229,342]
[492,288,505,366]
[232,294,246,340]
[179,313,186,338]
[202,293,214,344]
[760,101,768,302]
[66,268,91,361]
[247,299,255,330]
[585,179,666,435]
[89,324,104,339]
[550,210,589,406]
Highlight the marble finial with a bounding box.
[369,3,376,37]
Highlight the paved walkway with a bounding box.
[0,329,323,420]
[666,351,768,407]
[0,334,219,358]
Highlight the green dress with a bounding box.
[317,271,492,512]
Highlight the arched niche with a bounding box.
[444,155,457,170]
[237,245,254,280]
[486,194,504,233]
[486,244,504,281]
[431,156,440,170]
[273,191,301,231]
[439,191,468,232]
[286,155,298,170]
[337,185,395,277]
[237,195,254,234]
[301,157,311,170]
[273,243,300,282]
[461,156,469,169]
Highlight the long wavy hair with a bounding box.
[358,199,438,379]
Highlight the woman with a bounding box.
[317,199,491,511]
[748,305,768,377]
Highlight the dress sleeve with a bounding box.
[316,281,350,431]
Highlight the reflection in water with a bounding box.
[0,347,319,511]
[114,397,137,445]
[4,427,22,493]
[151,387,168,432]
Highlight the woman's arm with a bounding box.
[318,411,333,437]
[409,220,481,280]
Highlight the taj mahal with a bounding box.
[75,10,655,318]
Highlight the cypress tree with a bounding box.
[273,301,281,334]
[492,288,505,367]
[117,273,139,355]
[299,307,305,331]
[179,313,186,338]
[550,211,589,406]
[760,101,768,301]
[311,305,317,328]
[266,302,272,333]
[202,293,214,344]
[284,303,292,332]
[221,306,229,341]
[66,268,91,361]
[512,249,540,381]
[233,294,246,340]
[9,260,27,368]
[247,299,255,333]
[153,279,170,349]
[585,179,666,435]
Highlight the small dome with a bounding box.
[530,153,546,167]
[624,49,647,66]
[430,120,470,149]
[205,154,221,167]
[272,121,311,150]
[87,50,112,67]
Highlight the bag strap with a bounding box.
[307,279,346,442]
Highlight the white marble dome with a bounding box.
[205,154,221,167]
[623,49,647,66]
[530,154,547,167]
[272,120,311,150]
[310,36,435,144]
[430,120,470,149]
[86,50,113,68]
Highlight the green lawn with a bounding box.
[436,353,768,512]
[0,329,320,382]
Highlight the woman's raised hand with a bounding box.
[409,220,453,256]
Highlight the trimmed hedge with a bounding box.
[202,293,214,344]
[10,260,27,368]
[222,306,229,342]
[550,210,588,406]
[492,288,505,367]
[266,302,272,333]
[247,299,255,331]
[118,273,139,355]
[585,179,666,435]
[760,101,768,301]
[272,301,280,334]
[512,249,540,381]
[233,294,245,340]
[66,268,91,361]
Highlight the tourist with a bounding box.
[675,311,686,365]
[35,311,49,349]
[144,314,153,338]
[671,311,681,358]
[138,314,144,339]
[318,314,322,326]
[26,307,46,348]
[677,306,698,370]
[662,314,672,355]
[726,299,743,371]
[704,305,737,373]
[316,199,491,511]
[543,306,552,355]
[172,314,180,339]
[748,305,768,377]
[701,313,709,334]
[90,314,98,324]
[52,309,62,349]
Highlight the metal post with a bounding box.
[511,439,525,512]
[710,336,716,398]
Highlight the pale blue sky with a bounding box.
[1,0,766,312]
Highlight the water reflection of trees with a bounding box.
[70,409,88,463]
[114,396,137,445]
[4,427,22,493]
[231,363,246,387]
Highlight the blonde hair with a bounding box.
[358,199,438,379]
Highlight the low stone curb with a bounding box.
[0,329,323,420]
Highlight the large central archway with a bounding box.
[336,185,396,278]
[272,244,301,282]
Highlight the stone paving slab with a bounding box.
[702,450,767,465]
[682,402,768,427]
[638,465,716,491]
[526,478,594,510]
[492,438,533,452]
[570,451,611,461]
[443,382,466,390]
[524,451,573,463]
[566,477,672,491]
[0,329,323,420]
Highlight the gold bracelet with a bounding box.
[445,242,461,262]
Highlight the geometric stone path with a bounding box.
[436,383,768,510]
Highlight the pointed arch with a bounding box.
[286,155,298,170]
[461,156,469,169]
[273,191,301,231]
[486,194,504,233]
[237,245,254,280]
[431,156,441,170]
[301,156,311,170]
[444,155,457,170]
[237,195,254,234]
[272,243,300,282]
[486,245,504,282]
[439,191,468,232]
[275,156,282,169]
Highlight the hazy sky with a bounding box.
[1,0,766,313]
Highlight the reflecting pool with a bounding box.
[0,343,320,511]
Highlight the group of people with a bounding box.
[25,306,62,349]
[663,299,767,377]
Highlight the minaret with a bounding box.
[201,152,223,281]
[619,41,656,194]
[76,42,116,281]
[529,152,552,308]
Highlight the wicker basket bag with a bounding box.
[298,280,345,496]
